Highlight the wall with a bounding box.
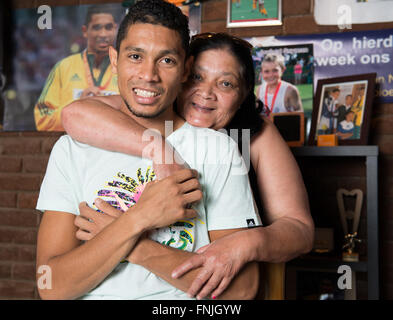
[0,0,392,299]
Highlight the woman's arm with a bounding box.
[61,96,185,178]
[249,117,314,262]
[75,201,258,300]
[128,230,259,300]
[172,117,314,299]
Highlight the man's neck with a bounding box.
[120,101,185,137]
[87,49,107,68]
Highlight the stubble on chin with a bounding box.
[121,96,168,119]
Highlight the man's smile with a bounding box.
[133,88,161,98]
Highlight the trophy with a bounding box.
[336,188,363,262]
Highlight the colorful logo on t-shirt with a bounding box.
[95,166,195,252]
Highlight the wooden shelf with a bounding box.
[291,146,378,157]
[288,145,379,299]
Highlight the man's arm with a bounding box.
[127,229,259,300]
[36,207,146,300]
[36,169,202,300]
[34,62,64,131]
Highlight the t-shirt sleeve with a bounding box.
[34,61,63,131]
[36,136,79,215]
[203,135,262,231]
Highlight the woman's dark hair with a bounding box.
[189,33,265,215]
[189,33,264,138]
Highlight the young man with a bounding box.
[34,5,119,131]
[257,53,303,117]
[351,86,366,139]
[36,0,261,300]
[336,94,353,124]
[318,87,340,135]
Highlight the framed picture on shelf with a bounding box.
[271,112,305,147]
[227,0,282,28]
[308,73,376,146]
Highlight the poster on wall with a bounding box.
[314,0,393,26]
[1,3,201,132]
[227,0,282,28]
[251,44,314,120]
[247,28,393,104]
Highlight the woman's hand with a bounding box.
[151,140,189,180]
[171,231,250,300]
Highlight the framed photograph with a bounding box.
[308,73,376,145]
[1,2,201,132]
[249,43,314,139]
[227,0,282,28]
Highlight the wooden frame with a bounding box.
[271,112,305,147]
[227,0,282,28]
[308,73,376,146]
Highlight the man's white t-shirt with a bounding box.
[36,122,261,300]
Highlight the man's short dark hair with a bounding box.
[115,0,190,56]
[85,4,118,26]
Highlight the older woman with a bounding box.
[62,32,314,300]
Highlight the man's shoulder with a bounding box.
[176,123,238,147]
[171,123,241,169]
[283,81,299,94]
[51,134,94,155]
[55,53,83,69]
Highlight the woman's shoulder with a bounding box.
[250,117,291,160]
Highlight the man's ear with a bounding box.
[82,25,88,39]
[182,56,194,83]
[109,46,118,74]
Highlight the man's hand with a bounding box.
[171,231,249,300]
[80,86,101,98]
[133,169,202,230]
[74,200,122,241]
[75,168,202,241]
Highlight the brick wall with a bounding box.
[0,0,392,299]
[0,131,62,299]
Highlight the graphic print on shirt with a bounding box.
[95,166,195,252]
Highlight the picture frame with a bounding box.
[271,112,305,147]
[308,73,376,146]
[227,0,282,28]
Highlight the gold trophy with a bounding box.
[336,188,363,262]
